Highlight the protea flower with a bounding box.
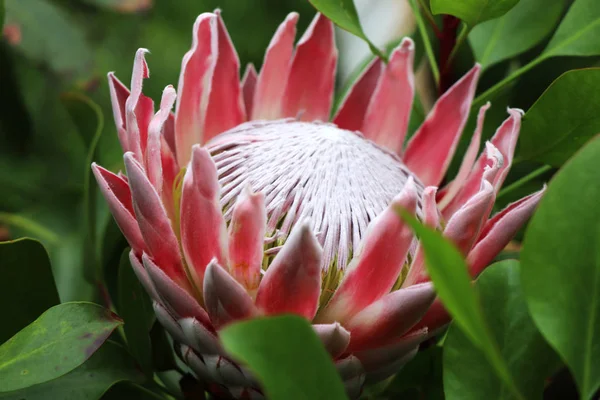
[93,11,545,399]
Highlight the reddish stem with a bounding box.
[438,15,460,94]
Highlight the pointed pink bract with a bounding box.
[241,63,258,118]
[252,12,298,120]
[404,65,481,186]
[255,223,322,319]
[319,179,418,323]
[180,146,228,292]
[362,38,415,155]
[175,13,218,166]
[281,13,337,121]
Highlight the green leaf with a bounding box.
[430,0,520,27]
[0,302,123,392]
[444,260,559,400]
[308,0,386,60]
[0,341,145,400]
[398,212,525,400]
[518,68,600,167]
[0,239,60,344]
[521,136,600,400]
[543,0,600,58]
[220,315,348,400]
[61,92,105,283]
[469,0,566,69]
[4,0,93,77]
[118,249,155,376]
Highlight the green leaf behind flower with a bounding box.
[518,68,600,167]
[469,0,566,69]
[430,0,520,28]
[521,135,600,399]
[399,211,525,400]
[444,260,559,400]
[0,341,145,400]
[308,0,386,60]
[0,238,60,344]
[0,302,122,392]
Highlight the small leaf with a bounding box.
[0,341,145,400]
[469,0,566,69]
[543,0,600,58]
[518,68,600,167]
[4,0,93,77]
[308,0,386,60]
[117,249,155,376]
[398,211,525,400]
[220,315,348,400]
[444,260,559,400]
[430,0,520,27]
[0,238,60,343]
[521,136,600,400]
[0,302,123,392]
[61,92,105,283]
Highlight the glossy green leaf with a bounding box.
[430,0,520,27]
[0,239,60,344]
[0,341,145,400]
[4,0,93,77]
[62,92,104,284]
[521,136,600,400]
[518,68,600,167]
[543,0,600,58]
[399,212,524,400]
[444,260,559,400]
[118,249,155,376]
[0,302,123,392]
[220,315,348,400]
[469,0,566,69]
[308,0,386,60]
[81,0,152,13]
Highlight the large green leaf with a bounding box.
[0,302,122,392]
[469,0,566,69]
[308,0,386,59]
[4,0,93,77]
[399,212,524,400]
[518,68,600,167]
[0,239,60,344]
[430,0,520,27]
[220,315,348,400]
[118,249,155,376]
[0,341,145,400]
[444,260,559,400]
[521,136,600,400]
[543,0,600,58]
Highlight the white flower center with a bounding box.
[208,119,424,272]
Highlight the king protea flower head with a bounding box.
[93,11,545,399]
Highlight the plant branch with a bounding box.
[409,0,440,85]
[497,165,552,199]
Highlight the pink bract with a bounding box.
[94,11,544,399]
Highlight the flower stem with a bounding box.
[497,165,552,199]
[409,0,440,85]
[473,55,547,108]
